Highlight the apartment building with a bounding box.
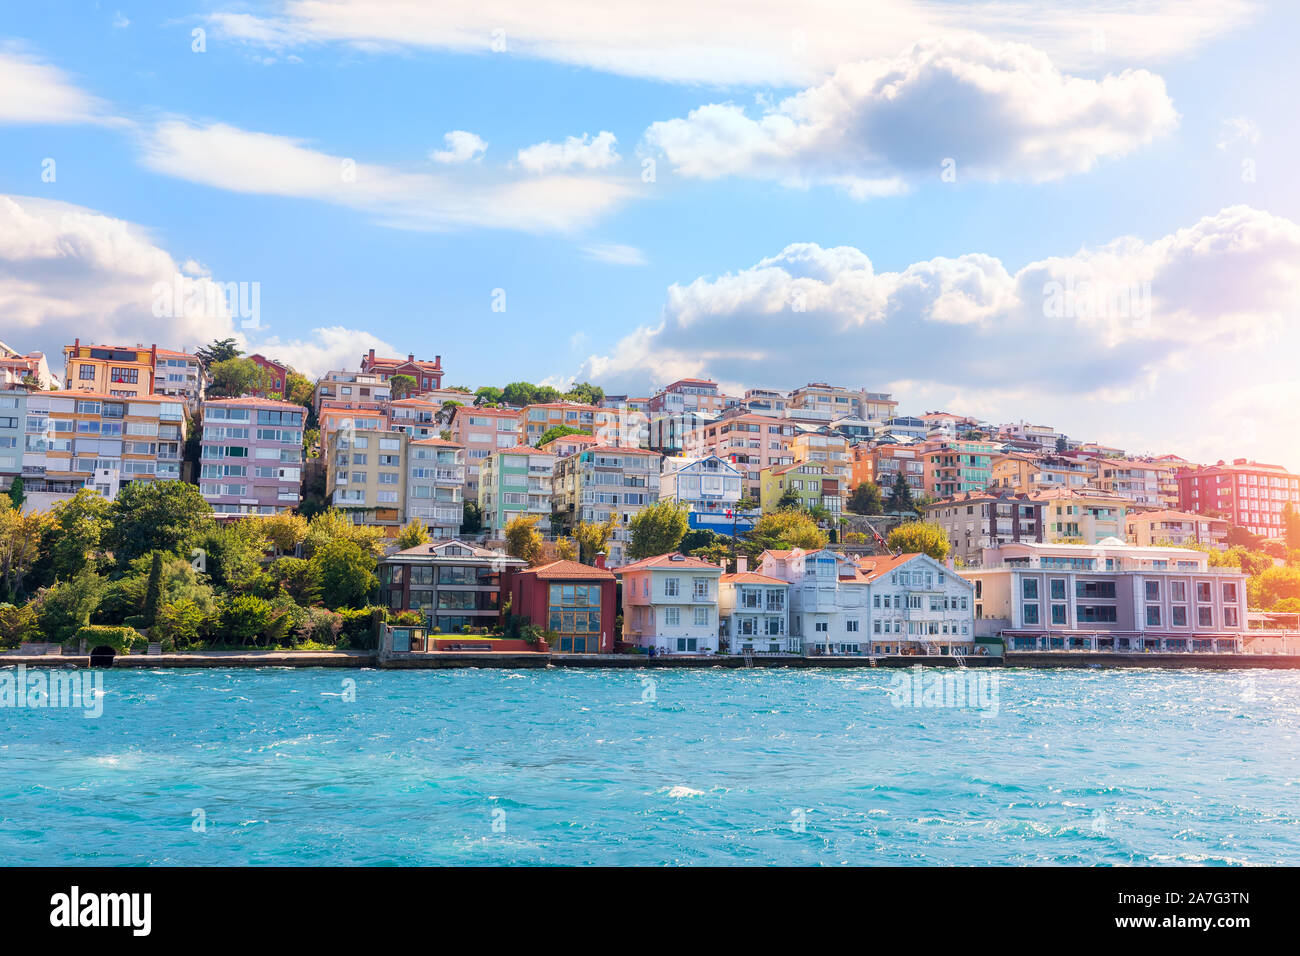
[998,421,1061,452]
[0,341,56,389]
[791,430,850,487]
[405,438,466,538]
[685,414,796,498]
[200,397,303,516]
[847,443,876,490]
[0,390,23,488]
[388,397,455,441]
[615,553,723,655]
[325,426,407,531]
[551,445,661,565]
[62,340,157,398]
[1127,510,1229,549]
[538,432,599,459]
[509,557,618,653]
[479,446,557,534]
[647,378,737,417]
[312,370,392,416]
[718,559,791,654]
[377,539,525,628]
[964,539,1250,653]
[659,454,753,532]
[1094,458,1163,506]
[522,402,634,447]
[760,461,842,514]
[449,405,522,501]
[759,549,975,656]
[13,390,186,507]
[921,491,1045,566]
[788,384,897,422]
[153,349,208,406]
[1032,487,1129,544]
[990,451,1098,493]
[739,388,788,416]
[359,348,443,391]
[920,439,995,498]
[870,445,926,499]
[317,406,390,446]
[1177,459,1300,538]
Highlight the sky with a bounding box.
[0,1,1297,469]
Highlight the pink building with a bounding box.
[449,405,523,501]
[199,396,304,516]
[684,414,796,498]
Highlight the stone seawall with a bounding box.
[1006,652,1300,669]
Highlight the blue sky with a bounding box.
[2,1,1298,468]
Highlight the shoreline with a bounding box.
[4,651,1300,670]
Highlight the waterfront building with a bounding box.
[718,557,791,653]
[388,397,455,441]
[759,548,975,656]
[509,556,617,653]
[1031,487,1129,544]
[921,491,1045,566]
[659,454,755,533]
[479,446,557,534]
[377,539,525,629]
[5,389,186,508]
[1127,509,1229,549]
[448,405,522,501]
[404,438,466,538]
[551,445,661,566]
[615,553,723,655]
[1176,459,1300,538]
[881,417,927,440]
[62,340,157,398]
[200,396,303,516]
[360,348,444,391]
[963,539,1250,652]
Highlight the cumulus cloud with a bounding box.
[138,120,637,234]
[517,131,619,174]
[205,0,1256,85]
[430,130,487,164]
[580,206,1300,463]
[0,48,112,125]
[0,194,393,379]
[643,37,1178,193]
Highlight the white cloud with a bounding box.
[1216,116,1259,151]
[113,11,131,29]
[430,130,487,164]
[0,48,111,125]
[205,0,1256,85]
[0,194,393,380]
[581,242,646,266]
[138,119,637,234]
[517,131,619,174]
[643,37,1178,192]
[581,206,1300,467]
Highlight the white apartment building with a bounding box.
[616,553,723,655]
[405,438,466,538]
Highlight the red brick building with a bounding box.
[360,348,444,392]
[509,558,617,654]
[247,353,291,397]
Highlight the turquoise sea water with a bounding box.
[2,667,1298,865]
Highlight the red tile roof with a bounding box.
[720,571,788,586]
[614,552,722,574]
[525,559,616,581]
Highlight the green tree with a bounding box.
[37,567,105,643]
[0,501,48,598]
[44,489,110,579]
[536,425,588,448]
[208,357,275,398]
[218,594,276,645]
[389,373,419,399]
[887,521,951,560]
[261,511,308,557]
[564,382,604,405]
[1252,565,1300,609]
[196,519,270,593]
[104,481,214,566]
[885,473,916,514]
[748,509,828,552]
[777,487,802,510]
[461,500,482,534]
[626,500,690,560]
[574,514,621,564]
[396,518,431,550]
[270,556,322,606]
[141,550,164,627]
[847,481,884,516]
[554,537,578,562]
[474,386,503,406]
[195,337,241,368]
[504,514,545,565]
[311,539,377,609]
[6,476,25,509]
[155,598,205,648]
[0,601,38,647]
[302,508,385,558]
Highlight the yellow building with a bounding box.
[791,431,850,487]
[63,341,157,399]
[1031,488,1129,544]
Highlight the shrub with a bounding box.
[218,595,275,646]
[72,625,142,654]
[337,606,382,649]
[298,607,343,645]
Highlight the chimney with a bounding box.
[408,353,415,363]
[435,354,441,367]
[736,554,748,573]
[594,551,607,569]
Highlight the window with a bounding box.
[1196,582,1212,603]
[664,577,680,597]
[846,620,859,632]
[1171,581,1186,603]
[1223,583,1238,603]
[1050,579,1066,600]
[814,622,828,632]
[1224,607,1239,627]
[1022,604,1040,624]
[1145,580,1160,601]
[1146,606,1161,627]
[1022,579,1038,600]
[665,608,681,626]
[1197,606,1213,627]
[1171,606,1187,627]
[693,607,709,626]
[1051,604,1067,625]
